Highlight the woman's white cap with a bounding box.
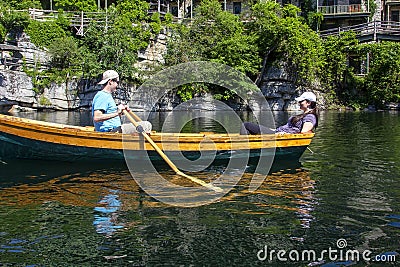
[98,70,119,84]
[295,92,317,102]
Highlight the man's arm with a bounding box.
[93,104,127,123]
[93,109,120,123]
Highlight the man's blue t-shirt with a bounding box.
[92,90,121,132]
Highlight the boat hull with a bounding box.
[0,131,307,162]
[0,114,313,163]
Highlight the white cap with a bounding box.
[98,70,119,85]
[295,92,317,102]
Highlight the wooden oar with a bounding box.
[128,110,142,122]
[123,110,223,193]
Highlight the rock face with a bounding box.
[136,33,168,66]
[259,63,321,111]
[0,70,36,111]
[0,67,317,112]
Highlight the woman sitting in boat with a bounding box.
[240,91,318,135]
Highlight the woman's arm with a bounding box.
[301,121,314,133]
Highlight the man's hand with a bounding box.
[117,104,127,115]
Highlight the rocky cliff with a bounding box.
[0,33,320,112]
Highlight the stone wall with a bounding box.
[259,63,325,111]
[0,67,317,112]
[0,70,35,111]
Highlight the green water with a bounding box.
[0,111,399,266]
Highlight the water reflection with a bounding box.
[94,189,124,236]
[0,159,316,241]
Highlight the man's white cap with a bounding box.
[98,70,119,85]
[295,91,317,102]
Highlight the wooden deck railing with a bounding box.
[10,9,108,36]
[319,21,400,41]
[317,4,367,15]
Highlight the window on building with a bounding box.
[321,0,335,6]
[392,10,400,22]
[233,2,241,14]
[171,6,178,17]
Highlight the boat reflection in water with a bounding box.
[0,157,317,265]
[0,158,316,234]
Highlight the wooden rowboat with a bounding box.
[0,114,314,162]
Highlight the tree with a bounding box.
[48,36,82,70]
[249,2,323,87]
[165,0,260,99]
[320,31,358,99]
[81,2,152,81]
[2,0,42,9]
[0,3,30,42]
[26,20,67,48]
[54,0,97,12]
[363,42,400,106]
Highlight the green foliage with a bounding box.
[248,1,282,58]
[249,2,323,86]
[176,83,208,102]
[362,42,400,106]
[39,95,52,106]
[197,0,222,18]
[281,17,323,83]
[163,13,173,26]
[150,12,161,35]
[307,12,324,31]
[54,10,72,32]
[4,0,42,9]
[81,3,151,81]
[54,0,97,12]
[25,67,75,94]
[0,22,5,43]
[48,36,82,70]
[325,37,400,108]
[167,0,260,72]
[282,4,300,18]
[24,67,48,94]
[26,20,67,48]
[342,72,367,109]
[0,7,30,41]
[368,0,377,19]
[321,31,358,92]
[165,0,260,100]
[116,0,150,21]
